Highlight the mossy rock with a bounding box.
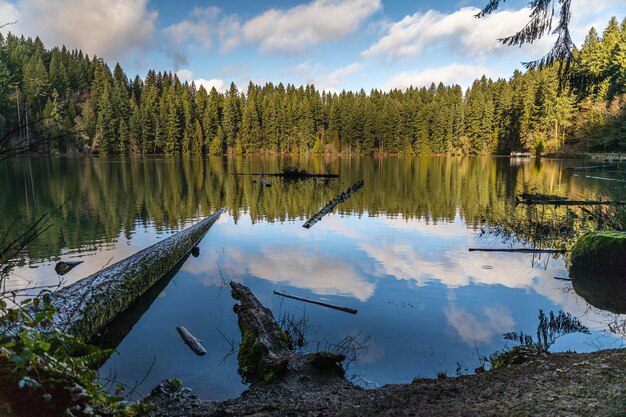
[570,231,626,275]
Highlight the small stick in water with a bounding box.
[176,326,207,356]
[273,290,357,314]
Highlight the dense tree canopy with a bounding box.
[0,15,625,156]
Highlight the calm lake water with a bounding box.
[2,156,625,400]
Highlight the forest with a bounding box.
[0,16,625,156]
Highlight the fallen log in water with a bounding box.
[516,199,626,206]
[230,282,346,384]
[177,326,207,356]
[48,209,224,340]
[585,175,626,183]
[567,166,610,171]
[469,248,568,254]
[303,180,364,229]
[273,291,357,314]
[242,172,339,179]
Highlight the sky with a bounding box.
[0,0,624,92]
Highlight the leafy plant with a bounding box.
[0,292,151,416]
[486,310,590,369]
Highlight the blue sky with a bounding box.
[1,0,624,92]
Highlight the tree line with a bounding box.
[0,16,625,156]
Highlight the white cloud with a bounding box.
[2,0,157,62]
[195,78,226,93]
[445,305,515,346]
[362,6,548,61]
[383,63,489,90]
[182,244,375,301]
[569,0,626,44]
[175,69,194,81]
[220,0,381,53]
[174,69,227,93]
[290,61,364,91]
[163,6,220,50]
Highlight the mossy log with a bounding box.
[570,231,626,275]
[231,282,292,382]
[49,209,224,340]
[230,282,345,384]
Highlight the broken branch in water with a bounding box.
[273,291,358,315]
[303,180,364,229]
[585,175,626,183]
[553,277,572,281]
[516,199,626,206]
[469,248,568,254]
[176,326,207,356]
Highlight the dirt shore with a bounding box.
[150,348,625,417]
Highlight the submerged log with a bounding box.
[273,291,357,314]
[49,209,224,340]
[303,180,364,229]
[177,326,207,356]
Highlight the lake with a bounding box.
[2,155,625,400]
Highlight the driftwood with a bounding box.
[567,166,610,171]
[54,260,83,275]
[243,172,339,179]
[46,209,224,340]
[511,193,624,207]
[273,291,357,314]
[585,175,626,183]
[469,248,568,254]
[176,326,207,356]
[230,282,346,384]
[303,180,364,229]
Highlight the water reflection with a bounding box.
[2,156,625,399]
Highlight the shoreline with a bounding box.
[149,348,626,416]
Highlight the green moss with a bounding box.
[237,328,267,382]
[280,330,292,349]
[488,346,538,369]
[570,231,626,275]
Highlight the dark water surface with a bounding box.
[2,156,625,400]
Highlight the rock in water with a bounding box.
[570,231,626,275]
